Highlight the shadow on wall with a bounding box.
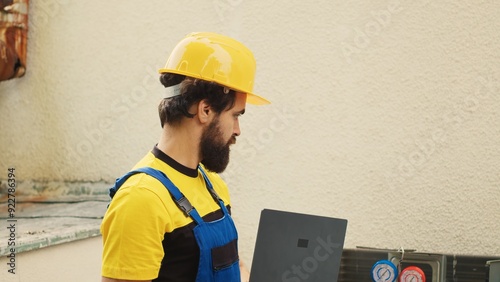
[0,0,28,82]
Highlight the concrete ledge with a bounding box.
[0,180,110,256]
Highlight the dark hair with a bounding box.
[158,73,237,127]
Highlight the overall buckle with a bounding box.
[177,196,194,217]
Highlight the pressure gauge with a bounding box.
[399,266,426,282]
[371,260,398,282]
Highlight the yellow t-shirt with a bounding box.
[100,147,231,280]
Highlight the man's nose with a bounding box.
[233,119,241,136]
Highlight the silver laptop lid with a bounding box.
[249,209,348,282]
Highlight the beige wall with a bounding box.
[0,236,101,281]
[0,0,499,277]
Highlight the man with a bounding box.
[100,32,270,282]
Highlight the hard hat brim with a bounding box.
[158,68,270,105]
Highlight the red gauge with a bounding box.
[399,266,425,282]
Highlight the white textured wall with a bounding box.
[0,0,499,277]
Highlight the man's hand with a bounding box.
[239,260,250,282]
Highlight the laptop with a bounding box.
[249,209,348,282]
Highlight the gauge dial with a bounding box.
[399,266,425,282]
[371,260,398,282]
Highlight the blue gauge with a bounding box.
[371,260,398,282]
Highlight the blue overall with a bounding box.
[109,166,240,282]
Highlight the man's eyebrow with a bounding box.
[236,109,245,115]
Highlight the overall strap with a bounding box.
[109,167,204,224]
[197,165,230,215]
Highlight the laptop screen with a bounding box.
[249,209,348,282]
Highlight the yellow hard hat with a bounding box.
[159,32,270,105]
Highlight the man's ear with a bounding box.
[197,99,212,124]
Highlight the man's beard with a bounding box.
[200,118,235,173]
